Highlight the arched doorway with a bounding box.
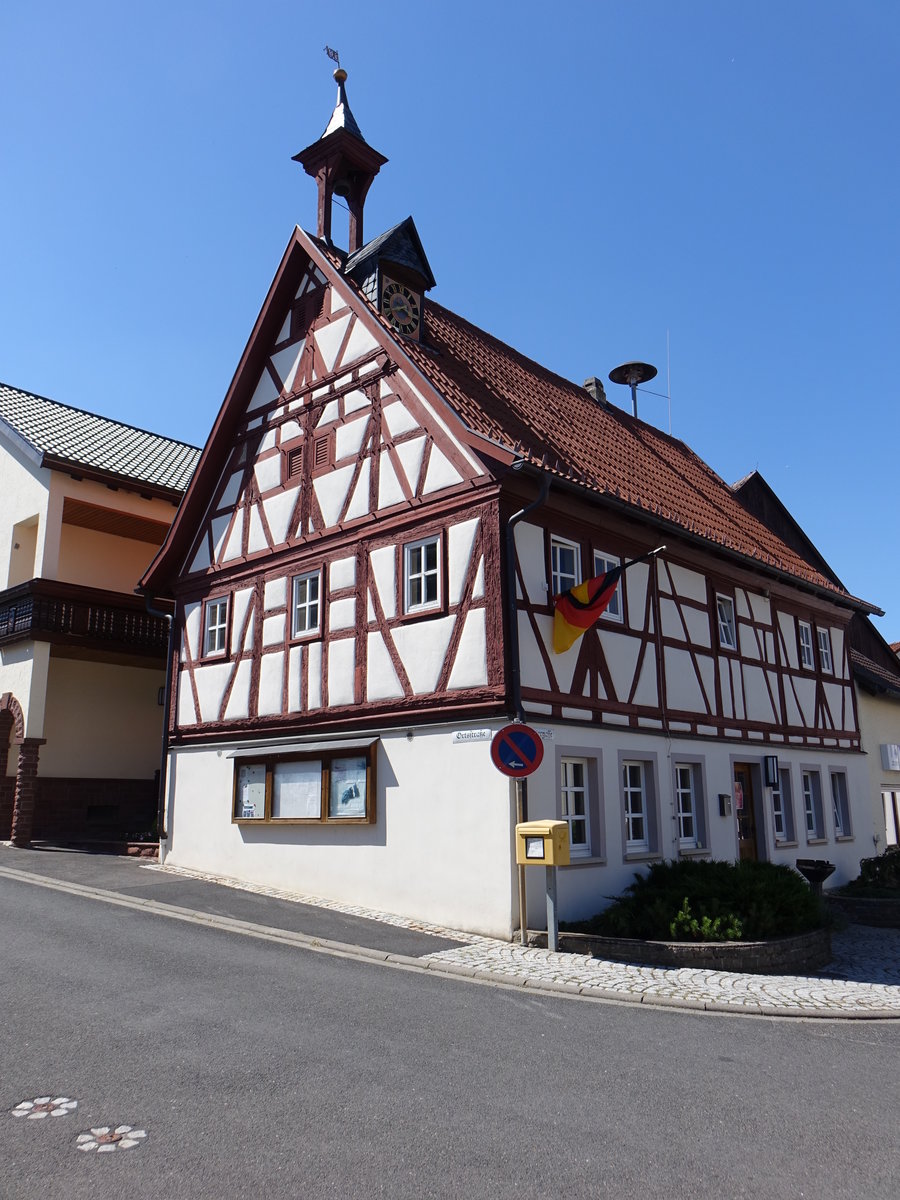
[0,692,42,847]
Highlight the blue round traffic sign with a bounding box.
[490,724,544,778]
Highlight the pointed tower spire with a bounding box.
[293,68,388,253]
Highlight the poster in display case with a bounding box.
[236,764,267,820]
[329,756,367,819]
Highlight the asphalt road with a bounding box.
[1,868,898,1200]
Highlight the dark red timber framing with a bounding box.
[506,485,861,750]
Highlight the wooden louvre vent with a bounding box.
[286,445,303,481]
[313,436,330,469]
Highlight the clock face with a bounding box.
[382,279,421,337]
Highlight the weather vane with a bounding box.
[324,45,340,68]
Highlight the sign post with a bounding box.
[492,724,544,943]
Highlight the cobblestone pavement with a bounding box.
[150,863,900,1018]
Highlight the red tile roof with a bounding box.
[404,301,859,603]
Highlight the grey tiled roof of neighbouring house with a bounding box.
[0,382,200,495]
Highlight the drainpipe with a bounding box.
[143,594,175,848]
[504,464,551,943]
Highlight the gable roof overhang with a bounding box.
[140,226,513,597]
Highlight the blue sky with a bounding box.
[2,2,898,639]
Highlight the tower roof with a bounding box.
[320,68,365,141]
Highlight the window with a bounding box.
[830,771,852,838]
[233,745,375,824]
[771,768,796,842]
[404,536,441,613]
[716,594,737,650]
[798,621,815,670]
[817,628,833,673]
[291,570,321,637]
[674,763,704,849]
[204,597,229,657]
[551,535,581,596]
[593,550,623,622]
[284,444,303,483]
[560,758,591,857]
[622,761,650,853]
[883,790,900,847]
[802,769,825,839]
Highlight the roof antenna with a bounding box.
[608,361,657,419]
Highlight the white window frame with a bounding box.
[622,760,649,853]
[551,535,581,596]
[204,597,229,658]
[883,790,900,847]
[771,767,796,843]
[674,763,699,849]
[560,757,591,857]
[291,570,321,638]
[592,550,623,623]
[817,627,833,673]
[798,620,815,670]
[404,536,441,614]
[802,769,824,839]
[716,593,737,650]
[830,771,851,838]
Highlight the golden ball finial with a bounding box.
[333,68,347,84]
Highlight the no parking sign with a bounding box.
[490,724,544,778]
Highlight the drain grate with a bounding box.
[76,1125,147,1152]
[12,1097,77,1119]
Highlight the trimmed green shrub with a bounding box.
[566,859,826,942]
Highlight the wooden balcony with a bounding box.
[0,579,170,659]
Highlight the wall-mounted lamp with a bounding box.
[763,755,779,788]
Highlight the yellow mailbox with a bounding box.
[515,820,570,867]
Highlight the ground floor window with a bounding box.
[674,762,706,850]
[802,769,825,840]
[772,767,796,843]
[560,757,590,856]
[830,771,852,839]
[233,745,375,825]
[883,791,900,847]
[623,760,655,854]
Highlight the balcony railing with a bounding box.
[0,579,170,658]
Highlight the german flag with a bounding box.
[552,546,666,654]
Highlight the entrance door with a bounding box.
[733,763,757,862]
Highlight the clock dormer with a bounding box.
[344,216,436,343]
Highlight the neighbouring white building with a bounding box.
[0,383,198,846]
[140,72,885,937]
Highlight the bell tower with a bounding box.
[293,69,388,253]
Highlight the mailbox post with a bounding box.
[515,820,570,951]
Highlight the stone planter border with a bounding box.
[532,926,832,974]
[826,894,900,929]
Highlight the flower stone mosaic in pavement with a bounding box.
[11,1097,78,1120]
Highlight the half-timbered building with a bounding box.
[141,71,883,937]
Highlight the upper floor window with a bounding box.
[798,621,815,670]
[817,628,833,674]
[716,594,737,651]
[204,597,229,658]
[830,771,851,838]
[802,769,825,840]
[560,757,591,857]
[292,570,321,638]
[593,550,623,622]
[404,536,441,613]
[551,536,581,596]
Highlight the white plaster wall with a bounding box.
[856,689,900,848]
[0,439,51,584]
[39,656,165,776]
[0,641,50,743]
[163,727,516,938]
